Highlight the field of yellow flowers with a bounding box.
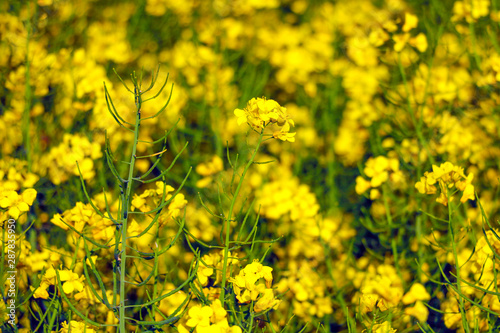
[2,0,500,332]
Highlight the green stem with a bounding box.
[447,191,469,333]
[220,130,264,307]
[118,87,142,333]
[382,186,404,289]
[468,21,481,70]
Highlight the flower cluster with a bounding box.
[392,13,428,53]
[277,261,333,320]
[356,263,404,314]
[56,320,96,333]
[131,181,187,228]
[402,283,431,323]
[51,202,103,233]
[4,0,500,331]
[415,162,475,206]
[36,133,102,185]
[196,250,239,291]
[355,155,404,200]
[0,188,36,219]
[178,300,242,333]
[195,155,224,188]
[230,260,280,313]
[438,229,500,330]
[234,97,296,142]
[452,0,490,22]
[32,267,85,299]
[363,321,397,333]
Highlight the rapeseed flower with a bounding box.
[402,13,418,32]
[405,300,429,322]
[59,321,95,333]
[452,0,490,22]
[185,305,213,329]
[0,188,36,219]
[402,283,431,304]
[415,162,475,205]
[195,250,239,291]
[364,321,397,333]
[230,260,279,313]
[234,97,295,141]
[196,155,224,188]
[355,156,403,199]
[178,300,243,333]
[58,269,85,294]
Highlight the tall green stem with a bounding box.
[220,130,264,306]
[448,191,469,333]
[118,88,142,333]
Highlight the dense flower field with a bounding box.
[1,0,500,332]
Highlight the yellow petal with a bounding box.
[62,281,74,294]
[8,207,20,219]
[403,13,418,32]
[22,189,37,205]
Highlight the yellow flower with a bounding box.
[356,156,402,197]
[230,260,279,310]
[456,173,475,202]
[355,176,371,194]
[198,264,214,287]
[74,285,101,304]
[370,189,380,200]
[272,122,296,142]
[231,275,261,303]
[370,321,396,333]
[185,305,213,328]
[403,13,418,32]
[234,97,295,141]
[196,325,223,333]
[0,188,37,219]
[254,288,280,313]
[405,300,429,322]
[360,293,378,313]
[369,27,389,47]
[196,155,224,188]
[393,33,410,52]
[415,176,436,195]
[452,0,490,22]
[31,281,51,299]
[58,270,84,294]
[460,182,475,203]
[415,162,475,206]
[59,321,95,333]
[402,283,431,304]
[196,156,224,176]
[242,260,273,287]
[234,108,248,126]
[210,299,227,324]
[409,33,428,52]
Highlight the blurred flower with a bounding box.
[403,13,418,32]
[402,283,431,304]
